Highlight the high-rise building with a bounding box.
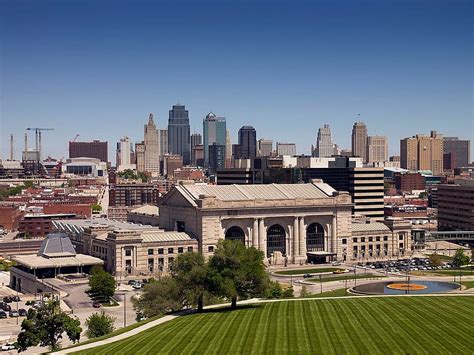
[135,142,145,172]
[209,143,225,173]
[443,137,470,168]
[192,144,204,167]
[276,142,296,156]
[116,137,133,170]
[144,114,160,174]
[351,122,368,163]
[168,104,191,165]
[437,179,474,231]
[69,140,108,163]
[191,133,202,150]
[366,136,388,164]
[258,139,273,157]
[235,126,257,159]
[203,112,226,166]
[400,131,443,175]
[158,129,168,158]
[314,124,334,157]
[225,129,232,168]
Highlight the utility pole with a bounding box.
[10,134,13,160]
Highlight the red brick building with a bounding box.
[394,173,425,193]
[0,205,24,231]
[19,213,77,237]
[43,204,92,218]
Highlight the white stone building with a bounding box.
[159,180,353,264]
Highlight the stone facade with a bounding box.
[159,181,353,264]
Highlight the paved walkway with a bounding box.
[55,292,474,354]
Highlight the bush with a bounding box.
[85,311,115,338]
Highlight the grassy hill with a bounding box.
[74,296,473,355]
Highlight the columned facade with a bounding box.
[159,181,353,265]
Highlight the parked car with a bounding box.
[128,280,139,286]
[132,282,143,289]
[92,301,102,308]
[2,305,11,312]
[2,297,12,304]
[9,311,18,318]
[0,311,7,319]
[303,274,313,279]
[12,295,20,302]
[1,343,16,351]
[18,309,27,317]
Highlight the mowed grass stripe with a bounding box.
[394,298,469,354]
[73,297,474,355]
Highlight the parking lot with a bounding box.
[357,257,462,274]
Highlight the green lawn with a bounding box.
[74,297,473,355]
[307,273,383,283]
[274,267,343,276]
[412,268,474,277]
[461,281,474,290]
[424,253,453,261]
[302,288,348,298]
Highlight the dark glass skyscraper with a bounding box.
[168,104,191,165]
[237,126,257,159]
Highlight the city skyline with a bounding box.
[1,0,472,161]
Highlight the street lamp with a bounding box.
[354,268,357,287]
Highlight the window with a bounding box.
[178,247,184,253]
[266,224,286,257]
[158,248,164,255]
[187,246,193,252]
[306,223,324,251]
[148,249,153,255]
[399,234,404,241]
[168,257,174,270]
[342,239,347,245]
[208,246,214,253]
[125,249,132,257]
[368,237,373,242]
[176,221,185,232]
[376,236,380,242]
[225,226,245,243]
[148,258,154,272]
[353,238,358,243]
[383,236,388,241]
[168,248,174,254]
[361,237,365,243]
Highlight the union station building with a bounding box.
[159,180,353,264]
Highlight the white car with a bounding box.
[1,343,16,351]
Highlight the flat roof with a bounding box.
[53,218,162,234]
[13,254,103,269]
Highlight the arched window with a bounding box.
[225,226,245,244]
[307,223,324,251]
[267,224,286,257]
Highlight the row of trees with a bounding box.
[134,240,271,317]
[117,169,148,182]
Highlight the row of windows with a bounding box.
[147,247,193,255]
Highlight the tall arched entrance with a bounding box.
[267,224,286,257]
[307,223,325,251]
[225,226,245,244]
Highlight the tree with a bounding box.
[452,249,470,268]
[300,285,311,298]
[89,266,116,303]
[16,300,81,352]
[172,252,208,312]
[429,253,443,267]
[266,281,283,299]
[91,203,102,212]
[132,276,183,317]
[85,311,115,338]
[208,240,268,309]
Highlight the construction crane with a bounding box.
[71,134,80,143]
[26,127,54,162]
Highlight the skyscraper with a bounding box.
[225,129,232,168]
[236,126,257,159]
[209,143,226,173]
[366,136,388,164]
[144,113,160,174]
[158,129,168,158]
[400,131,444,175]
[191,133,202,150]
[351,122,368,163]
[168,104,191,165]
[135,142,145,172]
[314,124,334,157]
[258,139,273,157]
[116,136,133,170]
[443,137,470,168]
[203,112,226,166]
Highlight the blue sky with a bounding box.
[1,0,473,162]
